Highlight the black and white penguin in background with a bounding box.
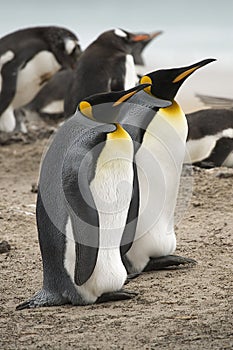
[131,30,163,77]
[64,28,152,117]
[0,26,81,133]
[185,108,233,168]
[119,59,216,274]
[16,84,170,309]
[17,29,162,124]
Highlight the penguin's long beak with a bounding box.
[172,58,216,83]
[113,84,151,106]
[147,31,163,41]
[131,31,163,43]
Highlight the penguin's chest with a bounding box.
[124,54,138,90]
[66,137,134,303]
[12,51,61,108]
[126,109,188,270]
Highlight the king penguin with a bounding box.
[16,84,170,309]
[120,58,216,274]
[64,28,151,118]
[185,108,233,168]
[0,26,81,133]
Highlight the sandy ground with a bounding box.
[0,130,233,350]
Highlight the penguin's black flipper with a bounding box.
[194,138,233,168]
[62,137,100,286]
[143,255,197,272]
[0,61,18,114]
[120,163,140,256]
[96,289,138,303]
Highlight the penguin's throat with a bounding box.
[159,100,184,119]
[108,123,131,140]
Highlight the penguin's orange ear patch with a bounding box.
[140,76,152,94]
[173,66,200,83]
[79,101,93,119]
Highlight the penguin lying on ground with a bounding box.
[17,29,162,124]
[196,93,233,109]
[0,26,81,133]
[119,59,216,274]
[16,84,170,309]
[185,108,233,168]
[15,69,74,125]
[64,28,152,117]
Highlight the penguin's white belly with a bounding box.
[124,54,138,90]
[126,147,178,272]
[0,105,15,132]
[64,218,127,304]
[41,100,64,114]
[77,249,127,303]
[65,138,134,303]
[12,51,61,109]
[127,110,187,273]
[185,136,218,163]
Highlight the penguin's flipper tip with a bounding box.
[144,255,197,272]
[96,289,138,304]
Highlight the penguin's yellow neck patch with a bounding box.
[140,76,152,95]
[173,66,200,83]
[79,101,94,119]
[108,123,131,140]
[160,100,184,118]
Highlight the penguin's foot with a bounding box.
[96,289,138,304]
[16,289,67,310]
[125,272,141,285]
[143,255,197,272]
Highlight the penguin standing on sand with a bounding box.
[16,84,170,309]
[64,28,151,117]
[185,108,233,168]
[0,26,81,132]
[120,59,216,274]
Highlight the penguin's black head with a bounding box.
[140,58,216,101]
[96,28,155,54]
[131,31,163,65]
[78,84,151,123]
[44,26,82,69]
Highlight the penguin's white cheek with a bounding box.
[114,29,127,38]
[64,38,78,55]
